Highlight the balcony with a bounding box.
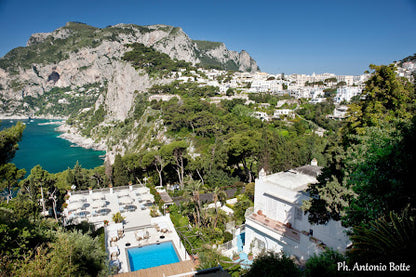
[247,211,300,242]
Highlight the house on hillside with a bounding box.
[243,160,350,261]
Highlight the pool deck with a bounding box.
[64,185,154,228]
[64,185,192,275]
[112,214,191,274]
[115,260,195,277]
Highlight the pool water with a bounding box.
[127,241,180,271]
[237,232,245,251]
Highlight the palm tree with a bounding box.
[112,212,125,223]
[212,187,227,229]
[185,179,203,227]
[349,209,415,265]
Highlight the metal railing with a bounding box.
[245,206,254,218]
[70,184,145,195]
[217,239,234,251]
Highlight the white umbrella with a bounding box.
[69,202,83,211]
[92,200,106,208]
[92,193,105,201]
[136,187,148,195]
[117,191,129,197]
[119,196,133,205]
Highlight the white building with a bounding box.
[244,161,350,261]
[148,94,180,102]
[252,111,269,121]
[273,109,294,118]
[334,87,362,103]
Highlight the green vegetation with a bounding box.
[122,43,194,77]
[0,122,107,276]
[23,83,104,118]
[193,40,223,51]
[297,99,342,132]
[243,251,301,277]
[303,64,415,268]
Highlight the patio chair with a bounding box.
[135,231,143,241]
[111,252,118,261]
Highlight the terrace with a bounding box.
[64,185,191,274]
[247,211,300,242]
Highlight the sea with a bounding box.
[0,119,106,175]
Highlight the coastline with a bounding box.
[0,114,68,120]
[56,123,107,152]
[2,114,108,160]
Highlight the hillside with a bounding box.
[0,22,259,119]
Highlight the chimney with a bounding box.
[259,168,267,179]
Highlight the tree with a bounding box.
[244,251,300,277]
[187,156,208,186]
[112,212,125,223]
[343,64,414,136]
[184,179,203,227]
[14,230,107,277]
[0,163,26,203]
[227,131,261,183]
[245,182,255,201]
[25,165,56,217]
[112,154,129,187]
[304,249,348,277]
[142,150,167,187]
[305,64,416,227]
[226,87,235,96]
[212,186,227,229]
[233,194,253,225]
[0,121,25,165]
[161,141,188,188]
[0,121,26,204]
[348,209,415,268]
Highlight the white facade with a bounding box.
[334,87,362,103]
[273,109,294,118]
[252,111,269,121]
[244,164,350,261]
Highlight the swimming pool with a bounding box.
[127,241,180,271]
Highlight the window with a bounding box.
[295,207,302,220]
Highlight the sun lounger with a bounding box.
[109,230,118,242]
[135,230,144,241]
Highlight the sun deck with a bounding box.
[64,185,191,274]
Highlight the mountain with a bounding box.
[0,22,259,119]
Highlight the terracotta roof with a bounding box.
[159,191,173,204]
[114,260,195,277]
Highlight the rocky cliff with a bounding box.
[0,22,259,120]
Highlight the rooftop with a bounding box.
[261,167,319,192]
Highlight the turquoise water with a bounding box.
[237,232,245,251]
[0,119,105,174]
[127,241,180,271]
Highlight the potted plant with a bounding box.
[112,212,125,223]
[62,202,68,209]
[232,252,239,261]
[248,252,254,260]
[257,210,263,216]
[248,241,255,260]
[104,220,109,226]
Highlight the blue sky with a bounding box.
[0,0,415,75]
